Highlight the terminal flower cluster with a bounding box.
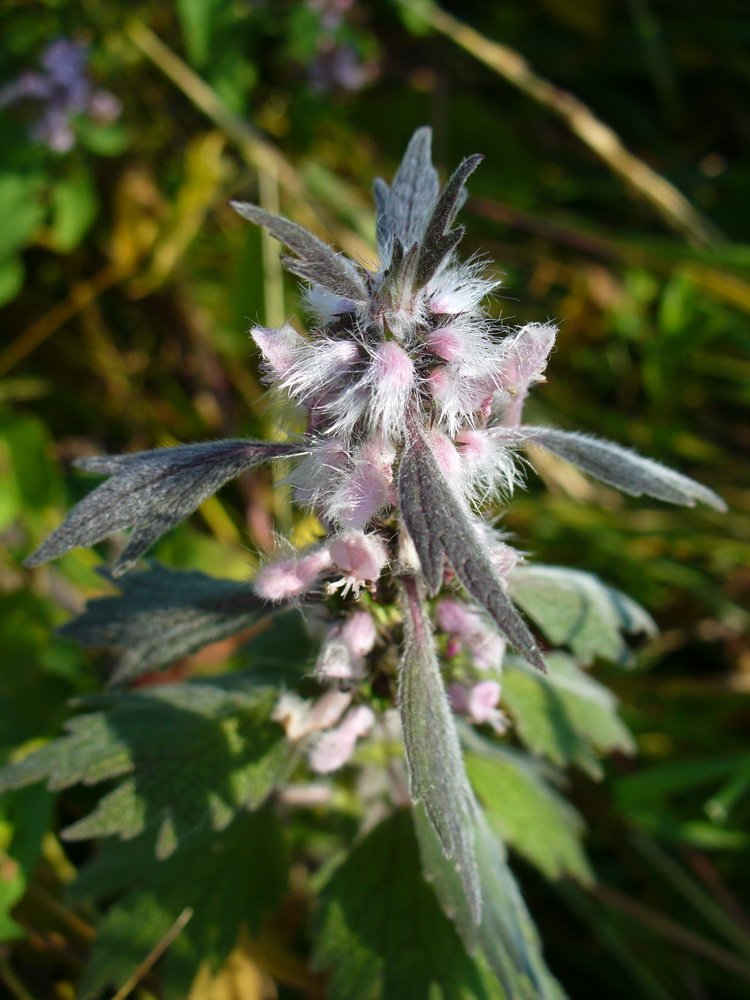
[26,127,725,926]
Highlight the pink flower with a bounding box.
[253,545,332,601]
[308,705,376,773]
[449,680,508,734]
[327,531,389,597]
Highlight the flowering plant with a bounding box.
[9,128,724,998]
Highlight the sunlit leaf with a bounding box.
[502,653,635,778]
[25,439,303,575]
[508,564,656,665]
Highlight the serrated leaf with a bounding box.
[0,679,294,856]
[502,653,635,778]
[374,126,440,255]
[398,575,481,923]
[75,805,287,1000]
[416,153,483,286]
[60,562,280,685]
[25,439,303,575]
[230,201,367,303]
[314,809,498,1000]
[508,564,656,665]
[398,432,545,670]
[413,805,565,1000]
[495,426,726,511]
[463,734,593,883]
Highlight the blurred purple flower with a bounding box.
[0,38,120,152]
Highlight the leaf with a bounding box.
[494,426,726,511]
[502,653,635,779]
[230,201,368,303]
[313,809,499,1000]
[0,785,54,941]
[398,575,481,923]
[413,805,565,1000]
[398,431,545,671]
[0,679,295,857]
[373,125,440,255]
[74,805,287,1000]
[508,564,656,665]
[416,153,483,287]
[463,735,593,883]
[60,562,279,685]
[25,439,303,575]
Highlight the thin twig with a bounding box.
[0,264,121,377]
[593,884,750,982]
[110,907,193,1000]
[408,1,722,247]
[0,957,37,1000]
[125,19,368,261]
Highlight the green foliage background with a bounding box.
[0,0,749,997]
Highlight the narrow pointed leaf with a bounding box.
[495,426,726,511]
[60,562,279,685]
[375,125,440,253]
[417,153,483,286]
[25,439,303,575]
[413,804,564,1000]
[398,433,545,671]
[230,201,367,302]
[399,574,482,923]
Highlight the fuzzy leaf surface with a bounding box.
[398,432,545,671]
[502,653,635,779]
[399,575,482,923]
[230,201,367,302]
[60,562,279,685]
[495,426,726,511]
[463,734,593,883]
[413,805,565,1000]
[373,125,439,254]
[314,809,500,1000]
[0,679,294,856]
[73,805,287,1000]
[25,439,303,575]
[508,564,656,665]
[416,153,483,286]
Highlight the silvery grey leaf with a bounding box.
[416,153,484,287]
[413,804,564,1000]
[61,562,279,685]
[25,439,303,575]
[230,201,367,303]
[374,126,440,255]
[495,426,726,511]
[398,433,546,671]
[399,574,482,924]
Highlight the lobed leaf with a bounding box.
[25,439,304,575]
[0,679,294,857]
[399,574,482,923]
[398,431,545,671]
[494,426,726,511]
[60,562,280,685]
[508,564,656,665]
[463,732,593,883]
[416,153,483,287]
[502,653,635,779]
[373,125,440,255]
[230,201,368,303]
[313,809,499,1000]
[74,805,287,1000]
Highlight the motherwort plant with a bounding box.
[10,129,725,999]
